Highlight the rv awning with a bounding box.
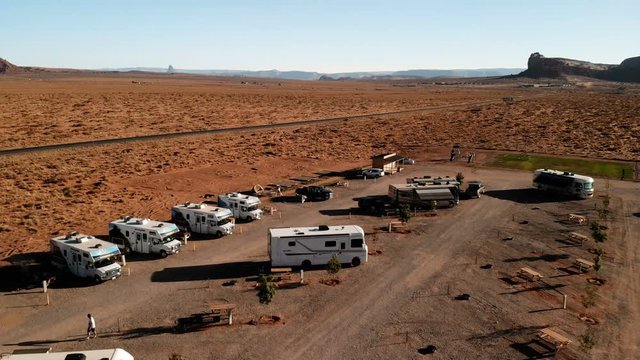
[415,188,453,200]
[383,155,405,163]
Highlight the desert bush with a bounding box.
[327,255,341,275]
[590,221,601,232]
[456,172,465,184]
[579,327,597,353]
[257,274,277,304]
[582,284,598,308]
[398,204,412,223]
[594,251,603,272]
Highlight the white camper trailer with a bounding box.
[389,183,460,208]
[1,348,134,360]
[268,225,368,268]
[217,193,263,221]
[50,232,122,283]
[108,217,182,257]
[171,202,235,237]
[533,169,594,199]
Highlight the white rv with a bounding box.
[1,348,134,360]
[268,225,368,268]
[50,232,122,283]
[218,193,263,221]
[533,169,594,199]
[171,202,235,237]
[389,183,460,208]
[108,217,182,257]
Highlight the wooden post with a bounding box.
[121,254,126,267]
[388,223,392,233]
[300,269,304,284]
[229,309,233,325]
[279,212,282,220]
[46,293,50,306]
[563,294,567,309]
[192,243,196,251]
[239,226,243,235]
[42,280,47,293]
[127,267,131,276]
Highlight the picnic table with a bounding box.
[175,303,236,333]
[568,213,586,225]
[568,232,589,245]
[573,258,595,272]
[537,328,572,351]
[517,267,543,282]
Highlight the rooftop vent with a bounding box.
[318,225,330,231]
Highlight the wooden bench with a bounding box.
[270,267,292,274]
[517,267,543,282]
[572,258,595,272]
[568,214,586,225]
[568,232,589,245]
[537,328,572,352]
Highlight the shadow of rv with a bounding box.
[319,208,359,216]
[151,261,269,282]
[485,189,575,204]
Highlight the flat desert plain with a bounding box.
[0,73,639,359]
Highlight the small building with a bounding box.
[372,153,405,174]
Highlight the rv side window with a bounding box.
[83,253,89,258]
[126,231,129,237]
[288,241,296,247]
[351,239,363,248]
[186,214,190,220]
[325,241,337,247]
[196,216,200,223]
[143,233,147,241]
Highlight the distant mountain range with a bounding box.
[98,67,524,80]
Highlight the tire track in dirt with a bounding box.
[0,98,527,156]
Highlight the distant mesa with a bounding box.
[0,58,19,74]
[519,52,640,83]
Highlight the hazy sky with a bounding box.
[1,0,637,72]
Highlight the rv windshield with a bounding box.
[218,217,232,226]
[93,254,117,268]
[161,234,177,243]
[247,204,260,212]
[583,182,593,190]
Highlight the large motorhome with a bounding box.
[1,348,134,360]
[533,169,594,199]
[50,232,122,283]
[108,217,182,257]
[389,183,460,208]
[171,202,235,237]
[268,225,368,268]
[217,193,263,221]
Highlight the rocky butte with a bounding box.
[519,52,640,82]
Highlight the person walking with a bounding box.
[86,313,96,339]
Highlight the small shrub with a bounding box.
[168,354,185,360]
[456,172,465,185]
[579,327,597,353]
[62,187,73,197]
[582,284,598,308]
[593,230,607,243]
[327,255,341,275]
[398,204,412,223]
[590,221,601,232]
[257,274,277,304]
[594,251,603,272]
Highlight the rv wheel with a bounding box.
[351,257,361,267]
[216,231,223,238]
[246,216,253,222]
[302,260,312,269]
[160,250,168,258]
[124,246,132,255]
[94,275,101,283]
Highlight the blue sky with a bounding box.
[1,0,637,72]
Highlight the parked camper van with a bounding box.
[108,217,182,257]
[171,202,235,237]
[406,176,460,187]
[50,232,122,283]
[268,225,368,268]
[2,348,134,360]
[218,193,263,221]
[533,169,594,199]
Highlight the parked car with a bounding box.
[362,168,385,178]
[295,186,333,201]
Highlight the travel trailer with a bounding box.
[388,183,460,208]
[50,232,122,283]
[217,193,263,221]
[108,217,182,257]
[532,169,594,199]
[268,225,368,268]
[1,348,134,360]
[171,202,235,237]
[406,176,460,187]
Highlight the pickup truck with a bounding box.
[295,186,333,201]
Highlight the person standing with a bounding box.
[86,313,96,339]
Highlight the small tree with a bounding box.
[257,274,277,304]
[579,327,597,353]
[327,255,341,275]
[594,251,603,272]
[456,172,465,185]
[398,204,412,223]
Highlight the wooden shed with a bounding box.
[372,153,405,174]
